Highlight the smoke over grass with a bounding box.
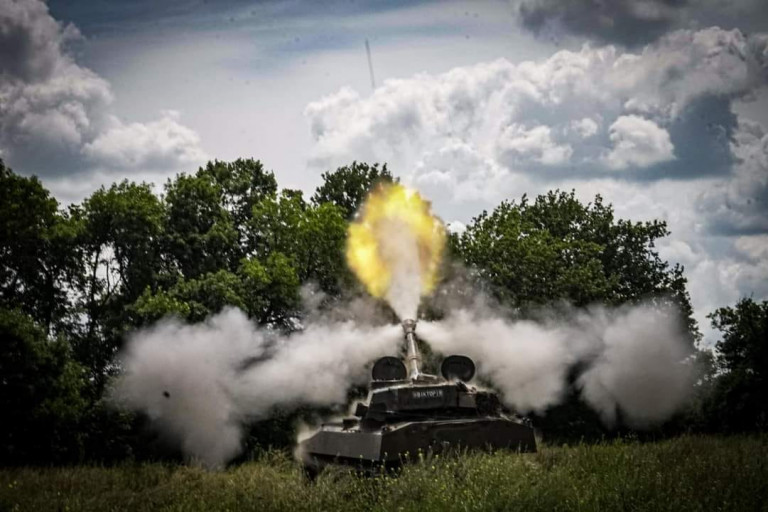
[113,298,697,467]
[111,308,400,468]
[419,302,697,427]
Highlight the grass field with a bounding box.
[1,435,767,512]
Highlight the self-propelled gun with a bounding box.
[299,319,536,472]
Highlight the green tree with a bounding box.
[0,308,87,464]
[705,298,768,432]
[250,190,348,295]
[452,191,695,334]
[197,159,277,253]
[131,255,301,328]
[77,181,165,303]
[249,189,308,260]
[163,160,277,276]
[0,162,80,333]
[164,172,239,278]
[70,181,165,387]
[312,162,395,219]
[131,270,246,324]
[240,252,301,326]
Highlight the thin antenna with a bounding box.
[365,38,376,91]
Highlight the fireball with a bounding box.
[346,183,446,309]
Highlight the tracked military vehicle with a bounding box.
[299,319,536,472]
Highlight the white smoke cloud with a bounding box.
[573,305,695,426]
[235,320,401,415]
[111,309,260,467]
[0,0,206,176]
[112,308,400,467]
[420,310,576,412]
[115,301,697,467]
[419,303,696,427]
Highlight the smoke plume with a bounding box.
[111,307,400,467]
[379,218,423,320]
[419,302,696,427]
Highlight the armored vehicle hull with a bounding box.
[302,416,536,467]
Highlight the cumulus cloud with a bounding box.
[411,140,510,208]
[306,27,767,190]
[0,0,81,82]
[735,235,768,262]
[603,115,675,170]
[570,117,599,138]
[83,111,207,170]
[497,124,573,166]
[698,119,768,235]
[0,0,206,177]
[673,234,768,343]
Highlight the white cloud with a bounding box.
[697,118,768,234]
[570,117,599,138]
[0,0,206,176]
[684,242,768,344]
[306,27,767,193]
[447,220,467,235]
[603,115,675,170]
[613,29,768,119]
[83,111,207,170]
[412,140,510,205]
[497,124,573,166]
[735,235,768,262]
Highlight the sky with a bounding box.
[1,0,767,344]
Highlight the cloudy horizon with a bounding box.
[2,0,767,344]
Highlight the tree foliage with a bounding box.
[0,163,79,334]
[312,162,395,219]
[452,191,696,339]
[0,308,87,464]
[703,298,768,432]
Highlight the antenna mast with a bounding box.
[365,38,376,90]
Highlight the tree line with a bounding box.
[1,158,766,465]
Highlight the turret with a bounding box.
[370,319,474,386]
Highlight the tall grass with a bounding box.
[1,435,766,512]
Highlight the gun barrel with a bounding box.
[402,319,421,380]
